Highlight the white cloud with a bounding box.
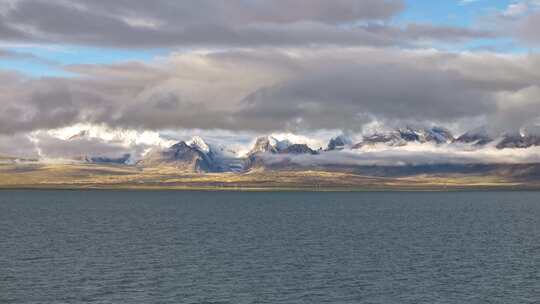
[459,0,480,6]
[502,2,529,17]
[263,142,540,167]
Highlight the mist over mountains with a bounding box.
[6,124,540,177]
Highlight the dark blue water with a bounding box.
[1,191,540,303]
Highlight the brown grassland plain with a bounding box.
[0,163,533,191]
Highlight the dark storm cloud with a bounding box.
[0,75,79,134]
[236,65,495,130]
[0,0,494,47]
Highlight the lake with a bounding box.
[1,190,540,303]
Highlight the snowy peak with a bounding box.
[249,136,292,154]
[327,135,352,151]
[354,126,455,148]
[190,137,246,172]
[248,135,319,156]
[451,127,540,149]
[496,134,540,149]
[249,136,277,154]
[274,138,292,151]
[138,141,216,172]
[244,136,319,171]
[280,144,319,155]
[456,127,493,146]
[140,137,246,172]
[353,132,404,148]
[188,136,211,154]
[423,127,455,144]
[397,127,454,144]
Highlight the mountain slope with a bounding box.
[327,135,352,151]
[455,127,493,146]
[353,127,454,148]
[139,141,216,172]
[496,134,540,149]
[245,136,319,170]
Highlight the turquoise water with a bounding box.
[1,191,540,303]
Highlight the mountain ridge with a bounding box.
[10,127,540,174]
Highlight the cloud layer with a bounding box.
[0,0,495,48]
[2,48,540,136]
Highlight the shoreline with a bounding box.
[1,184,538,192]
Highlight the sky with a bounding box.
[2,0,540,161]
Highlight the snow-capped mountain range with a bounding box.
[126,128,540,172]
[16,126,540,172]
[352,127,455,149]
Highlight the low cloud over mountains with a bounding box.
[6,124,540,170]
